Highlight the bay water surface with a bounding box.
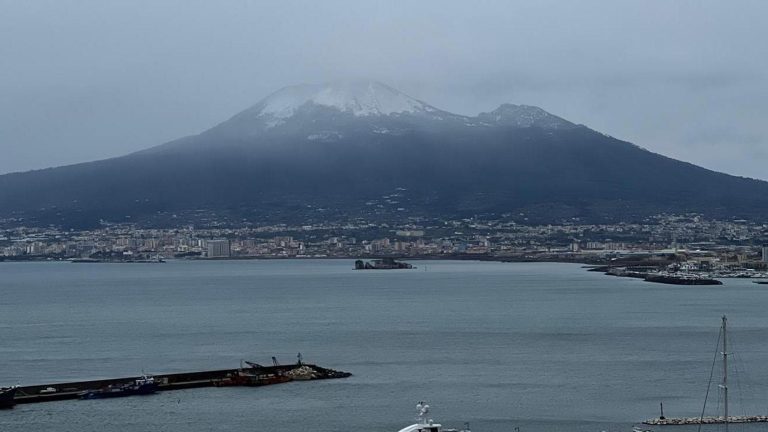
[1,259,767,432]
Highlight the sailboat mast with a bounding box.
[722,315,729,432]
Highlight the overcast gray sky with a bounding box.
[1,0,766,179]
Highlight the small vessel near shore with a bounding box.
[79,375,157,400]
[0,386,18,409]
[397,402,471,432]
[212,362,293,387]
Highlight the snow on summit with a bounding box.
[257,81,432,119]
[208,80,573,138]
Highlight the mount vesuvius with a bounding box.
[2,81,767,228]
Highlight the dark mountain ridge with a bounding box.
[1,81,766,228]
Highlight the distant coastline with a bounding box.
[0,253,597,265]
[6,254,765,286]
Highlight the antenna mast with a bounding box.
[722,315,729,432]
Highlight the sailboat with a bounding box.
[644,316,768,427]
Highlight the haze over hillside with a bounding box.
[1,81,767,228]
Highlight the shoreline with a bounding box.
[0,253,597,265]
[4,255,765,282]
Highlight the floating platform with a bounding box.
[644,416,768,425]
[11,363,350,405]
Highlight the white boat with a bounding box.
[397,402,470,432]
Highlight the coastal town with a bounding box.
[1,214,766,277]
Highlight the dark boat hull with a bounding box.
[212,373,292,387]
[0,387,17,409]
[79,383,157,400]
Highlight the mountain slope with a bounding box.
[1,81,767,227]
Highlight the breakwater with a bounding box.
[644,416,768,425]
[12,363,350,405]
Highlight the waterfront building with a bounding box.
[763,245,768,263]
[570,241,580,252]
[207,239,231,258]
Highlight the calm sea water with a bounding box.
[1,259,767,432]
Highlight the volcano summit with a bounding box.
[1,81,767,228]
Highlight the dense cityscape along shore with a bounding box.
[2,213,767,276]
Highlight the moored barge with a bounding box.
[79,375,157,400]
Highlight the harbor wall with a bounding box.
[13,364,350,405]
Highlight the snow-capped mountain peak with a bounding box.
[205,81,575,140]
[256,81,434,119]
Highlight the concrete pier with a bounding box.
[12,363,351,405]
